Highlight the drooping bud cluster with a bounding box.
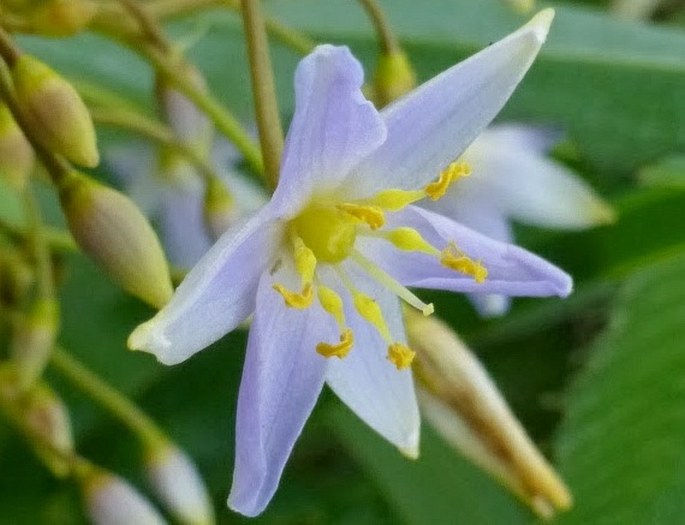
[0,102,34,189]
[11,54,99,167]
[7,0,98,36]
[58,171,173,308]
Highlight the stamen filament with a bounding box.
[351,250,434,316]
[317,285,346,330]
[366,188,425,211]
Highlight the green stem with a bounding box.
[357,0,399,53]
[241,0,283,190]
[0,25,21,67]
[115,0,171,51]
[50,347,166,447]
[22,189,54,299]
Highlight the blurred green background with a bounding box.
[1,0,685,523]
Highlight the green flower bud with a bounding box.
[372,51,416,107]
[24,0,98,36]
[0,102,35,190]
[203,176,235,241]
[10,297,59,391]
[12,55,99,167]
[22,382,74,477]
[58,171,173,308]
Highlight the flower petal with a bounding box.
[465,129,616,228]
[348,10,554,196]
[228,264,335,517]
[362,205,572,297]
[272,45,387,216]
[105,144,160,216]
[128,207,281,365]
[320,265,420,456]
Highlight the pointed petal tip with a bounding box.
[529,8,555,43]
[400,444,420,460]
[127,320,174,363]
[588,199,618,226]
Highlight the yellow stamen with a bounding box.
[387,342,415,369]
[317,285,346,329]
[425,161,471,200]
[316,329,354,359]
[385,227,440,256]
[273,283,314,309]
[292,235,317,284]
[353,292,393,343]
[369,189,425,211]
[351,250,434,316]
[339,203,385,230]
[441,245,488,283]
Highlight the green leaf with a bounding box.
[554,252,685,524]
[639,154,685,189]
[327,404,530,525]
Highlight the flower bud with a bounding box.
[156,67,212,155]
[10,297,59,391]
[23,0,97,36]
[22,382,74,477]
[11,55,99,167]
[0,102,35,190]
[203,176,236,241]
[80,467,167,525]
[372,51,416,107]
[145,442,215,525]
[58,171,173,308]
[504,0,535,14]
[405,310,572,519]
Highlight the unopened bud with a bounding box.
[10,297,59,391]
[80,467,167,525]
[405,310,572,519]
[22,382,74,477]
[203,176,235,240]
[145,442,215,525]
[156,67,212,154]
[373,51,416,107]
[12,55,99,167]
[0,102,35,189]
[23,0,97,36]
[58,171,173,308]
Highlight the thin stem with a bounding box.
[89,107,223,185]
[50,347,167,446]
[115,0,171,51]
[0,217,77,253]
[357,0,399,53]
[241,0,283,190]
[0,25,21,67]
[22,190,54,299]
[137,42,264,175]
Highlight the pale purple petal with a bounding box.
[105,145,160,216]
[346,10,554,196]
[478,124,562,155]
[272,45,387,217]
[228,264,335,517]
[128,207,281,364]
[361,205,572,297]
[320,266,420,456]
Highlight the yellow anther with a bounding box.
[387,342,416,369]
[441,245,488,283]
[425,161,471,200]
[339,203,385,230]
[317,285,346,329]
[370,189,425,211]
[292,236,317,284]
[273,283,314,309]
[386,227,439,255]
[353,293,392,342]
[316,329,354,359]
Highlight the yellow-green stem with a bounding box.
[241,0,283,190]
[0,25,21,67]
[357,0,399,53]
[22,189,54,299]
[50,347,167,447]
[116,0,171,51]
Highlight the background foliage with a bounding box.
[2,0,685,523]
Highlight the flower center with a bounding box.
[289,204,357,263]
[273,160,484,370]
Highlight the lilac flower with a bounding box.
[129,10,570,516]
[422,124,614,316]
